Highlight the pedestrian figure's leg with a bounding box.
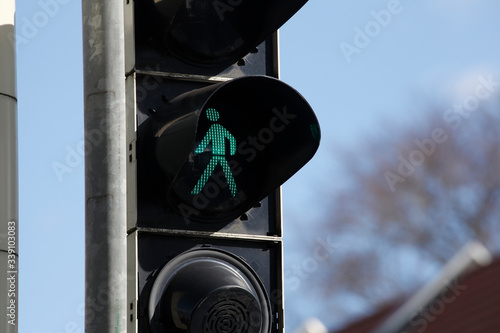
[191,157,218,195]
[220,157,237,197]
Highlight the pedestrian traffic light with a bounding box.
[137,75,319,224]
[126,1,320,333]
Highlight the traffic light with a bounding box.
[125,1,320,332]
[137,75,319,224]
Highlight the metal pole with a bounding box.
[0,1,18,331]
[82,0,128,331]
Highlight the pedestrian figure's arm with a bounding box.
[226,131,237,155]
[194,131,212,154]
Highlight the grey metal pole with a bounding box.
[82,0,128,331]
[0,1,18,332]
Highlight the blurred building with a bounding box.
[332,243,500,333]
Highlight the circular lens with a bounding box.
[148,249,270,333]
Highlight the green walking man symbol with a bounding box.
[191,108,238,197]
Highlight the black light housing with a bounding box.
[137,76,320,223]
[135,0,309,67]
[148,248,271,333]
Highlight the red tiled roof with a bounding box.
[408,257,500,333]
[332,257,500,333]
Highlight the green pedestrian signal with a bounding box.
[137,76,320,224]
[191,108,238,197]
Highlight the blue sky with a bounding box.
[14,0,500,332]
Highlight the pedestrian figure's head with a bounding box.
[206,108,219,122]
